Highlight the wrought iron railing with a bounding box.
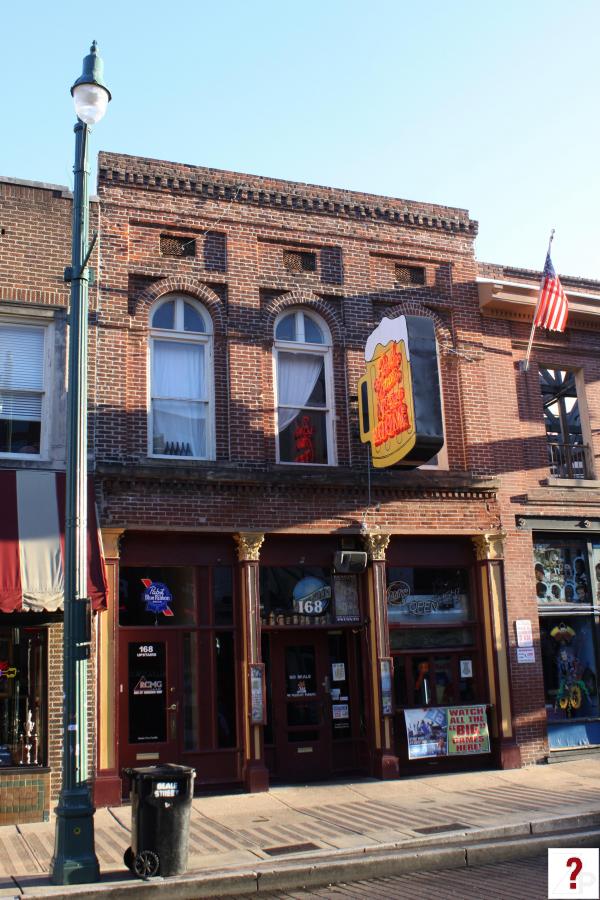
[547,441,592,480]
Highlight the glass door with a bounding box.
[118,629,182,773]
[271,632,332,780]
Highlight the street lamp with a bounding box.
[49,41,111,886]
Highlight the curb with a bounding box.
[15,823,600,899]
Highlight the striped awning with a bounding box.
[0,470,107,613]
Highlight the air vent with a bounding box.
[283,249,316,274]
[395,263,425,286]
[160,234,196,258]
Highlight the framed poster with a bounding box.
[333,575,360,623]
[380,657,393,716]
[249,663,266,725]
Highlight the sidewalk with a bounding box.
[2,756,600,897]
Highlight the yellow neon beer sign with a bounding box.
[359,315,443,469]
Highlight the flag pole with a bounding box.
[522,229,555,372]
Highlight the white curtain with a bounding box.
[152,340,207,456]
[277,352,323,432]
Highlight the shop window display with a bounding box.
[533,538,591,604]
[0,626,46,767]
[386,567,481,713]
[539,617,599,721]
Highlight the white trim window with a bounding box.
[149,294,214,460]
[0,322,47,458]
[274,309,336,465]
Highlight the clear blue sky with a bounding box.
[2,1,599,279]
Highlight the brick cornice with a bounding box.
[98,154,478,237]
[96,461,498,499]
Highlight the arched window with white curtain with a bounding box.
[274,309,336,465]
[149,294,214,459]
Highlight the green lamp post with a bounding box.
[49,41,111,886]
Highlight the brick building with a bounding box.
[1,157,600,821]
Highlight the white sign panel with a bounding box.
[516,619,533,648]
[517,647,536,664]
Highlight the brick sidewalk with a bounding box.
[1,756,599,894]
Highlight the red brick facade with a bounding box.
[2,159,600,817]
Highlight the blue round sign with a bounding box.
[143,581,173,615]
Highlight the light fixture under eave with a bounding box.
[71,41,111,125]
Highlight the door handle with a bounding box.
[168,703,178,711]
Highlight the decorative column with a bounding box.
[472,532,521,769]
[362,530,399,779]
[94,527,124,807]
[234,532,269,792]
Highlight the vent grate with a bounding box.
[395,263,425,286]
[283,249,316,274]
[160,234,196,258]
[413,822,470,835]
[262,842,320,856]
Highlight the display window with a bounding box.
[259,567,361,627]
[386,567,483,712]
[533,537,592,605]
[539,615,600,721]
[0,625,47,767]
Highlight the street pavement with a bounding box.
[1,756,600,896]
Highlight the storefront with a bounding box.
[113,532,370,791]
[386,537,493,772]
[108,528,515,796]
[535,533,600,750]
[259,536,369,782]
[0,469,107,823]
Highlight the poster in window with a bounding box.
[128,642,166,744]
[249,663,266,725]
[405,705,490,760]
[333,575,360,623]
[380,658,393,716]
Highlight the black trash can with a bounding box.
[123,763,196,879]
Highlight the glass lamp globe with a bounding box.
[73,83,110,126]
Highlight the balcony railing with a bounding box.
[547,440,592,480]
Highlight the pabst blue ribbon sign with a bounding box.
[358,315,444,468]
[141,579,174,616]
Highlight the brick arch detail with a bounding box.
[134,277,227,335]
[263,289,344,345]
[379,298,454,352]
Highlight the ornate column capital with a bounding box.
[101,527,125,560]
[472,531,506,561]
[362,531,391,561]
[234,532,265,562]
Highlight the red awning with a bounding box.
[0,470,107,613]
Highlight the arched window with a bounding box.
[273,309,335,465]
[149,294,214,459]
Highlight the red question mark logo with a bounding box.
[567,856,583,891]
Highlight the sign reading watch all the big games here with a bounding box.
[358,315,444,469]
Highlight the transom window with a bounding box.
[274,310,335,465]
[149,294,214,460]
[0,323,46,456]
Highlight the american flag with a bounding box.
[533,252,568,332]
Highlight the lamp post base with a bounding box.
[49,786,100,885]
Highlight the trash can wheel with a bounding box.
[133,850,160,879]
[123,846,134,870]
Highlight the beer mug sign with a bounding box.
[358,316,444,469]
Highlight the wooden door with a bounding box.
[270,631,332,781]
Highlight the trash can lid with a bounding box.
[123,763,196,779]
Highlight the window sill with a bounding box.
[546,476,598,488]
